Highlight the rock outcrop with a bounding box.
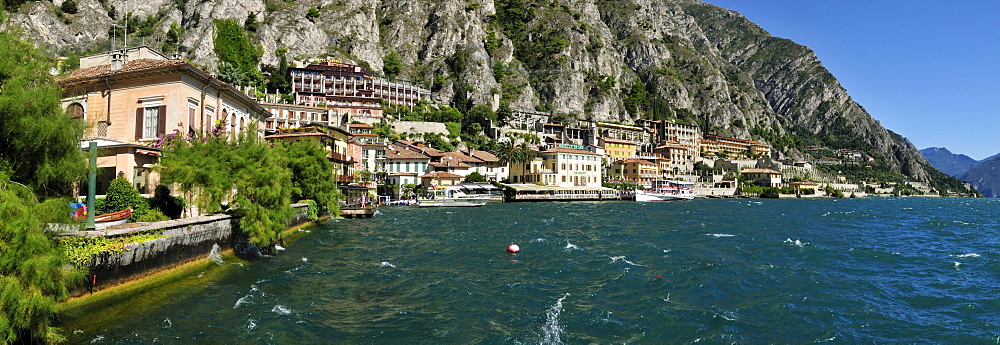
[3,0,953,183]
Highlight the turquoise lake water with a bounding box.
[65,198,1000,344]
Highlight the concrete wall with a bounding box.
[69,204,309,295]
[390,121,448,136]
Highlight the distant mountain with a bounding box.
[920,147,980,177]
[959,156,1000,198]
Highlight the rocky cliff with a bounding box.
[2,0,961,186]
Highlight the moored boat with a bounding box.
[635,180,696,201]
[418,186,490,207]
[94,207,132,229]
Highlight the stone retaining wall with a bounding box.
[70,204,309,295]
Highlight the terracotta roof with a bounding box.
[542,147,602,156]
[740,168,782,174]
[347,123,374,129]
[388,172,418,177]
[60,59,189,83]
[442,152,482,163]
[385,147,429,160]
[469,150,499,163]
[421,171,464,179]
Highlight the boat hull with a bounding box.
[418,198,490,207]
[635,190,696,202]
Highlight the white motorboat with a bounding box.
[635,180,697,201]
[418,186,490,207]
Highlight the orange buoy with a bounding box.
[507,244,520,253]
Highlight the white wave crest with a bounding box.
[707,233,735,238]
[953,262,962,268]
[234,294,253,308]
[564,241,580,250]
[540,294,570,345]
[90,335,105,343]
[784,238,809,247]
[301,257,308,262]
[381,261,397,268]
[209,243,224,264]
[275,245,285,251]
[956,253,980,258]
[610,256,642,266]
[272,305,292,315]
[246,319,257,331]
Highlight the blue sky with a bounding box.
[704,0,1000,160]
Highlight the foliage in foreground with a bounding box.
[157,124,293,249]
[0,177,84,344]
[0,28,86,199]
[273,140,341,215]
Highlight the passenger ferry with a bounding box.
[635,180,697,201]
[418,186,490,207]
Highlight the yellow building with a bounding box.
[740,168,783,187]
[600,137,638,161]
[509,147,603,187]
[609,158,659,186]
[59,46,269,195]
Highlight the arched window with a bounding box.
[67,103,84,119]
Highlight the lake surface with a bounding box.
[64,198,1000,344]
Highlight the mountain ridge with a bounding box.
[1,0,971,193]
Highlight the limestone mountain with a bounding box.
[959,156,1000,198]
[920,147,979,177]
[2,0,969,192]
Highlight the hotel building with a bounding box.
[291,60,429,119]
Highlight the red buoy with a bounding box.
[507,244,520,253]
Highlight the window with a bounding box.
[138,96,165,140]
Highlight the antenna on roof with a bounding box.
[123,0,129,48]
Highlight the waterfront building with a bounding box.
[591,121,652,147]
[639,119,701,157]
[508,146,603,188]
[739,168,783,187]
[704,134,771,159]
[260,103,337,130]
[465,150,507,182]
[431,152,475,176]
[384,143,431,187]
[653,141,690,171]
[347,124,386,184]
[608,158,659,186]
[264,124,356,184]
[419,171,464,188]
[790,181,821,194]
[600,137,638,162]
[59,46,269,195]
[290,59,429,119]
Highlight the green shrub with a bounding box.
[60,0,78,14]
[306,7,320,21]
[136,209,170,222]
[102,176,149,221]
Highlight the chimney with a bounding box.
[110,50,126,72]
